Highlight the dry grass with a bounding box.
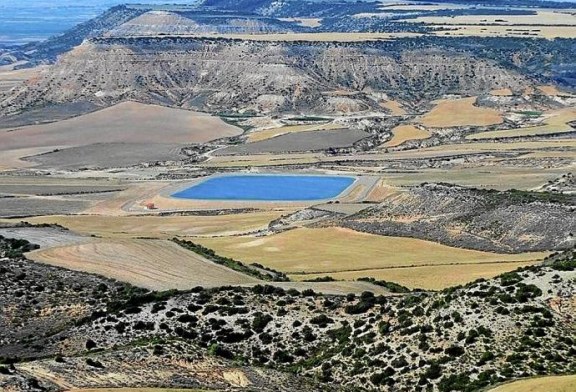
[247,122,341,143]
[292,261,539,291]
[419,97,503,128]
[381,125,430,147]
[380,100,407,115]
[0,101,241,154]
[25,212,283,238]
[488,375,576,392]
[467,107,576,140]
[28,238,260,290]
[195,227,548,275]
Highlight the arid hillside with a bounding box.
[327,184,576,253]
[0,37,530,116]
[1,235,575,392]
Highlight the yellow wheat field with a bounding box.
[419,97,503,128]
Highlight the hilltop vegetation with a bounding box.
[1,236,575,391]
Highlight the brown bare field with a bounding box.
[25,212,283,238]
[0,101,241,154]
[380,100,407,115]
[467,107,576,140]
[195,227,548,275]
[381,125,431,147]
[246,122,341,143]
[489,375,576,392]
[405,11,576,26]
[430,25,576,39]
[28,239,260,290]
[419,97,503,128]
[292,261,539,291]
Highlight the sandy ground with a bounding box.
[194,227,549,275]
[419,97,503,128]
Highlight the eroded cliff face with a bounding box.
[0,37,529,115]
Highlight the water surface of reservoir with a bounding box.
[172,175,355,201]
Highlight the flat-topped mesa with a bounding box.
[1,37,530,116]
